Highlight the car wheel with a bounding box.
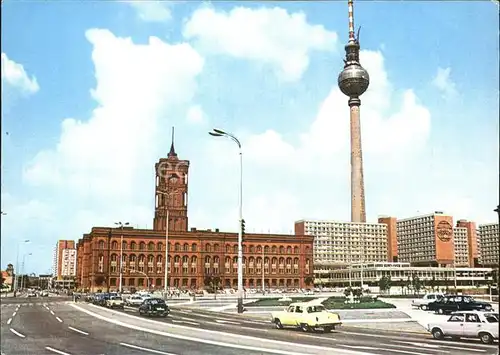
[274,319,283,329]
[479,332,494,344]
[323,326,332,333]
[420,305,427,311]
[437,308,444,315]
[432,328,444,340]
[300,323,310,332]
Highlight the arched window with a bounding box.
[130,242,137,250]
[111,254,118,262]
[191,244,197,252]
[129,254,136,263]
[157,243,163,251]
[225,245,231,253]
[214,244,220,252]
[111,241,118,250]
[293,246,299,254]
[156,255,163,263]
[232,256,238,264]
[293,257,299,265]
[205,256,211,264]
[279,246,285,254]
[148,242,155,251]
[138,255,145,263]
[191,256,197,264]
[98,240,105,249]
[148,255,154,263]
[174,255,180,263]
[206,243,212,252]
[122,241,127,250]
[214,256,220,264]
[271,246,277,253]
[182,255,189,264]
[139,242,146,250]
[183,243,189,252]
[175,243,181,251]
[264,246,270,254]
[233,245,237,254]
[257,245,262,253]
[286,246,292,254]
[249,245,255,253]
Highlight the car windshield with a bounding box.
[307,305,326,313]
[111,296,122,300]
[484,313,499,323]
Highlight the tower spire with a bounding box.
[168,126,177,157]
[348,0,355,43]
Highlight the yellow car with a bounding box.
[106,296,125,309]
[271,302,341,332]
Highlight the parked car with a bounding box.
[106,296,125,309]
[427,311,498,344]
[427,295,493,315]
[412,293,443,310]
[27,291,37,297]
[138,298,169,317]
[271,302,341,332]
[125,295,146,307]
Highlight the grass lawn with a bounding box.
[322,297,396,310]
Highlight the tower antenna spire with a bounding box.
[168,126,177,157]
[348,0,356,42]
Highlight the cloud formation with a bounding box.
[1,52,39,95]
[183,6,338,82]
[129,0,172,22]
[432,67,458,99]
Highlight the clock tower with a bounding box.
[153,128,189,232]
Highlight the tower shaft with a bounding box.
[349,98,366,223]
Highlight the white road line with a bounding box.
[120,343,177,355]
[9,328,25,338]
[12,312,17,317]
[394,341,485,352]
[340,330,496,349]
[68,326,88,335]
[56,317,63,323]
[215,319,240,325]
[45,346,72,355]
[50,310,55,315]
[171,320,200,326]
[339,344,433,355]
[239,326,268,332]
[7,318,12,325]
[73,304,377,355]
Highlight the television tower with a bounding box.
[338,0,370,223]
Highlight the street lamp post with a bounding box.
[14,240,30,294]
[115,221,130,294]
[21,253,32,289]
[209,128,244,313]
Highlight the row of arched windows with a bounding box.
[97,240,309,255]
[97,254,303,265]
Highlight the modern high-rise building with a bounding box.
[393,212,455,267]
[337,0,370,223]
[478,223,499,268]
[453,226,469,267]
[378,216,397,262]
[53,240,77,280]
[295,220,388,266]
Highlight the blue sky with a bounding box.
[1,1,498,274]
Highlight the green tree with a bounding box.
[304,276,314,287]
[353,288,363,298]
[344,286,353,297]
[378,275,392,294]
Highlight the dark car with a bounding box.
[428,295,493,315]
[138,298,169,317]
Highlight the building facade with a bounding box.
[479,223,499,268]
[53,240,76,280]
[317,262,494,289]
[453,226,469,267]
[76,135,314,292]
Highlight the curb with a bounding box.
[343,324,428,335]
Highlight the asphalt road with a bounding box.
[2,299,498,355]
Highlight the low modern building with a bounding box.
[479,223,499,268]
[315,262,494,289]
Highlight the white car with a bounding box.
[427,310,498,344]
[412,293,443,310]
[125,295,147,306]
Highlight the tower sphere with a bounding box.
[338,63,370,98]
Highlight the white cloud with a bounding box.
[23,28,204,205]
[432,67,458,99]
[183,6,338,82]
[129,1,172,22]
[1,52,39,95]
[186,105,206,124]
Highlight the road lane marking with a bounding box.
[394,341,485,352]
[56,317,63,322]
[338,330,496,348]
[12,312,17,317]
[68,326,88,335]
[73,304,378,355]
[45,346,72,355]
[239,326,268,332]
[50,310,55,315]
[215,319,240,325]
[9,328,25,338]
[171,320,200,326]
[339,344,434,355]
[120,343,177,355]
[7,318,12,325]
